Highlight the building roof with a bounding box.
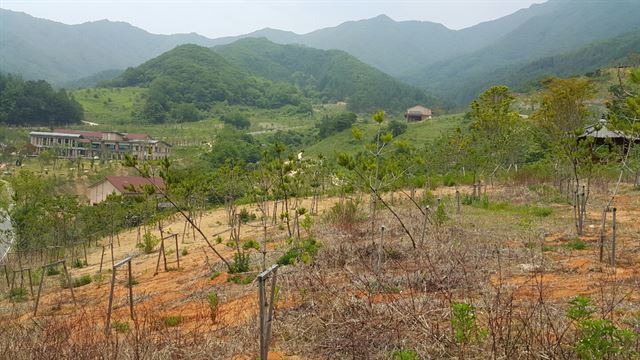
[52,129,152,141]
[406,105,432,116]
[581,119,627,139]
[124,133,150,140]
[91,176,165,194]
[30,131,81,138]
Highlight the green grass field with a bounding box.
[305,114,466,156]
[71,87,146,126]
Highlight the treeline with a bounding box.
[0,74,83,126]
[109,45,312,124]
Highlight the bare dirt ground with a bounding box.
[1,183,639,358]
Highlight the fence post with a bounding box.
[257,264,279,360]
[610,208,617,267]
[599,208,607,263]
[377,225,386,276]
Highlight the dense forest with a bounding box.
[0,73,83,126]
[215,38,440,113]
[108,44,311,123]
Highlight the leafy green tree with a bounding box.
[0,74,83,126]
[534,77,596,235]
[468,86,525,185]
[220,112,251,129]
[317,112,357,139]
[338,111,418,248]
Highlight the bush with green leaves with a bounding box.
[229,252,250,274]
[8,287,29,302]
[46,267,61,276]
[137,232,160,254]
[238,208,255,223]
[277,237,321,266]
[451,302,486,344]
[162,316,182,327]
[63,274,92,289]
[391,349,420,360]
[325,199,364,231]
[207,291,219,322]
[566,295,638,359]
[72,258,87,269]
[435,201,448,225]
[242,239,260,251]
[112,320,130,333]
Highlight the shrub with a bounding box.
[325,199,364,230]
[207,291,219,322]
[63,274,92,289]
[242,239,260,251]
[137,232,159,254]
[8,287,28,302]
[238,208,255,223]
[567,296,638,359]
[112,320,130,333]
[229,252,250,274]
[181,247,188,256]
[126,277,138,288]
[162,316,182,327]
[227,273,255,285]
[563,239,587,251]
[277,237,321,266]
[451,302,486,344]
[46,267,61,276]
[419,190,436,207]
[72,258,87,268]
[435,201,448,225]
[392,350,420,360]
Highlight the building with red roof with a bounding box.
[87,176,165,204]
[29,130,170,160]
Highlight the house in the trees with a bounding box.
[87,176,165,205]
[404,105,433,122]
[29,130,171,160]
[579,119,637,146]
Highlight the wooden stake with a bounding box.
[610,208,617,267]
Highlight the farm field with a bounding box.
[1,181,639,358]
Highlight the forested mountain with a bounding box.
[107,44,308,123]
[214,38,438,112]
[0,9,216,84]
[208,14,532,77]
[489,30,640,93]
[401,0,640,104]
[2,0,639,107]
[0,74,83,126]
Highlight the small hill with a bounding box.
[107,44,308,122]
[214,38,440,113]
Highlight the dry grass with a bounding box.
[1,183,639,359]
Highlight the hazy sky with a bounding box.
[2,0,547,38]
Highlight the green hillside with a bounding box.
[403,0,640,105]
[214,38,440,113]
[107,44,309,123]
[305,114,465,156]
[498,30,640,91]
[71,87,146,125]
[0,9,217,84]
